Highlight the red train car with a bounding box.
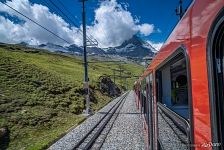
[134,0,224,150]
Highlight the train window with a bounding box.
[171,58,188,106]
[141,79,147,115]
[208,14,224,147]
[156,53,189,119]
[148,73,154,150]
[156,51,191,150]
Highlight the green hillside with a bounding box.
[0,44,144,150]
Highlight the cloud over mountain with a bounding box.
[87,0,155,47]
[146,41,164,51]
[0,0,157,48]
[0,0,82,46]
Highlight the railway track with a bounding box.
[157,102,190,150]
[72,91,129,150]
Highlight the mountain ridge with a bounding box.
[23,35,156,59]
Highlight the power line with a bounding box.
[41,0,97,46]
[41,0,58,15]
[48,0,99,47]
[41,0,83,43]
[57,0,79,22]
[45,0,84,41]
[1,1,71,44]
[57,0,106,47]
[49,0,80,28]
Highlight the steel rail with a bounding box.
[83,92,128,150]
[72,91,129,150]
[158,109,188,145]
[91,91,128,149]
[157,102,190,146]
[157,102,190,135]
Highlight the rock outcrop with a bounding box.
[0,127,10,149]
[99,75,121,97]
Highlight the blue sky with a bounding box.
[31,0,191,42]
[0,0,192,49]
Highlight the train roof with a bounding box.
[137,1,195,82]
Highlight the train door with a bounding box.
[147,73,154,150]
[208,11,224,149]
[213,20,224,149]
[146,77,149,126]
[137,83,141,109]
[141,79,147,116]
[155,49,192,150]
[139,83,143,113]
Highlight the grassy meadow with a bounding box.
[0,44,144,149]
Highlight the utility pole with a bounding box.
[112,68,125,85]
[119,64,122,86]
[143,57,153,69]
[175,0,184,20]
[113,69,116,84]
[79,0,91,115]
[125,78,127,90]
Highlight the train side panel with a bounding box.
[136,1,224,150]
[190,0,224,148]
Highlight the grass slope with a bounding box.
[0,44,144,150]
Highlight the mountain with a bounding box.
[66,45,106,55]
[142,41,159,53]
[34,43,106,56]
[18,42,28,46]
[18,35,155,62]
[38,42,68,52]
[87,47,106,55]
[66,44,83,55]
[106,35,155,58]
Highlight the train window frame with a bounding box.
[156,51,189,119]
[141,78,147,115]
[207,8,224,147]
[147,73,154,150]
[170,55,188,106]
[155,46,194,149]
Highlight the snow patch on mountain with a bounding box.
[19,35,157,63]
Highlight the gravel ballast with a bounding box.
[101,90,146,150]
[158,108,188,150]
[48,93,125,150]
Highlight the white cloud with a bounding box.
[138,24,154,36]
[147,41,164,51]
[0,0,156,48]
[0,0,82,46]
[88,0,155,47]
